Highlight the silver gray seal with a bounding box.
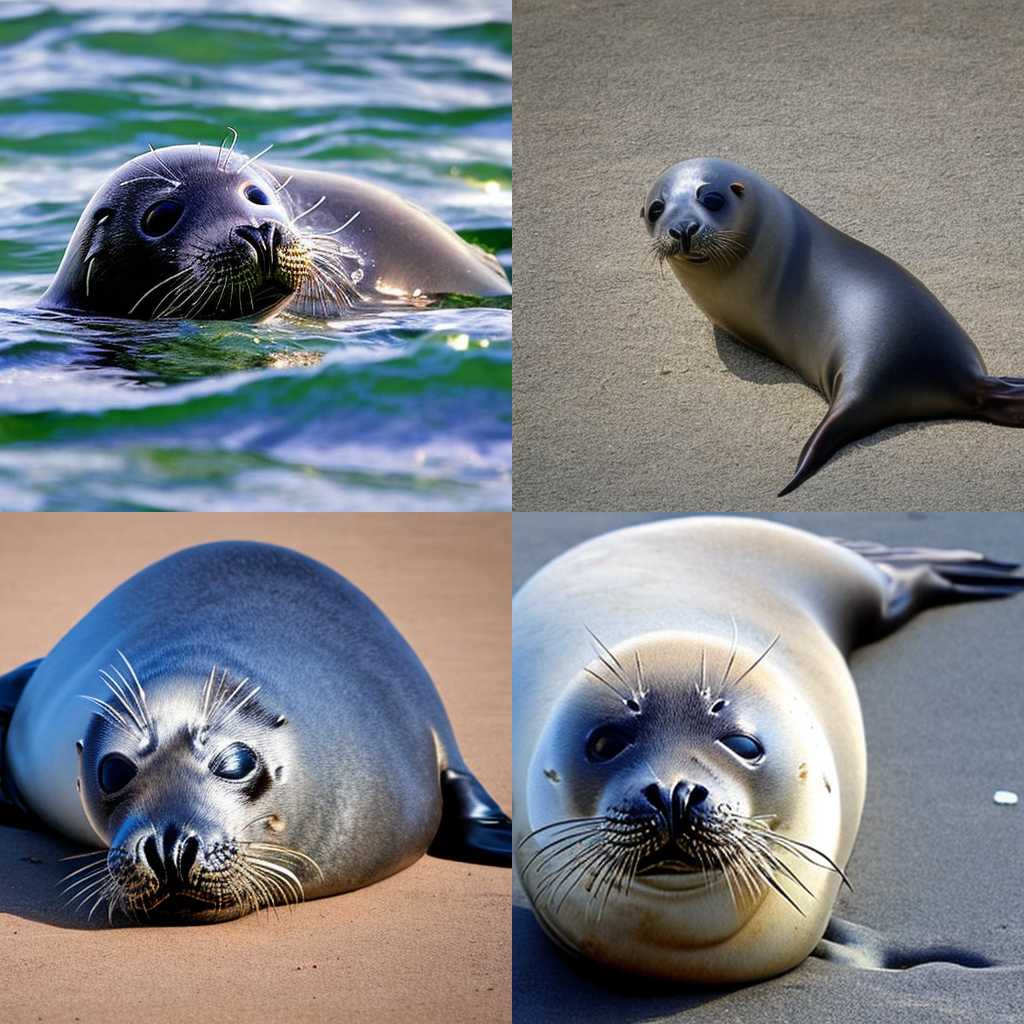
[1,541,510,923]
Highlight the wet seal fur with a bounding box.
[643,158,1024,495]
[513,517,1024,982]
[0,541,511,924]
[40,132,510,322]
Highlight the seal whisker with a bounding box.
[245,843,325,881]
[217,126,239,173]
[721,614,739,688]
[59,849,107,861]
[234,143,274,175]
[309,209,361,237]
[291,195,327,225]
[730,633,781,687]
[127,265,195,316]
[517,815,607,848]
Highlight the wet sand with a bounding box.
[512,0,1024,510]
[513,512,1024,1022]
[0,513,511,1024]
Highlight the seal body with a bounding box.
[513,516,1024,982]
[642,158,1024,495]
[39,142,509,322]
[2,541,510,923]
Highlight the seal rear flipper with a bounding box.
[813,917,994,971]
[832,538,1024,634]
[427,767,512,868]
[0,658,43,828]
[778,402,867,496]
[978,375,1024,427]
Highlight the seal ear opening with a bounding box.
[730,182,745,197]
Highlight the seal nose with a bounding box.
[139,826,201,885]
[643,780,709,836]
[668,220,699,251]
[234,221,281,275]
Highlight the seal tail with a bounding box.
[978,375,1024,427]
[0,658,43,828]
[778,403,863,497]
[832,538,1024,633]
[427,767,512,868]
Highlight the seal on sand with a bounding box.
[1,541,511,923]
[513,516,1023,981]
[643,158,1024,495]
[39,133,510,322]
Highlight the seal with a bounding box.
[513,516,1024,982]
[0,540,511,923]
[642,158,1024,495]
[38,132,510,322]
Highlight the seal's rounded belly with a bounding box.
[513,516,1024,982]
[1,541,511,924]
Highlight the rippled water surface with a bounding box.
[0,0,511,509]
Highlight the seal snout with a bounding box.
[138,824,203,887]
[643,779,710,841]
[667,220,699,252]
[234,220,282,277]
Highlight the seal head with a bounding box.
[71,656,307,923]
[520,630,843,980]
[40,144,322,321]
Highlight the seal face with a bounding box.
[39,135,511,322]
[513,516,1024,982]
[642,158,1024,495]
[2,541,511,924]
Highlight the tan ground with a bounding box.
[0,513,511,1024]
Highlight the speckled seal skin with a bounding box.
[39,138,510,322]
[643,158,1024,495]
[513,516,1024,982]
[0,541,511,923]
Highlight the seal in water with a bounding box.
[0,541,511,923]
[513,516,1024,982]
[642,158,1024,495]
[39,131,510,322]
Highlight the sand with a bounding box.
[512,0,1024,511]
[0,513,511,1024]
[512,512,1024,1022]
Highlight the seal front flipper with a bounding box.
[833,538,1024,635]
[778,401,869,496]
[428,767,512,868]
[0,658,43,828]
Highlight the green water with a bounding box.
[0,0,511,509]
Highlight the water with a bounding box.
[0,0,511,510]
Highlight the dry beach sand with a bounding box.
[512,0,1024,510]
[0,513,511,1024]
[512,512,1024,1023]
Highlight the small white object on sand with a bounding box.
[993,790,1018,805]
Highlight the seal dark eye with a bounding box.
[210,742,259,780]
[719,734,764,762]
[586,724,633,763]
[698,191,726,212]
[140,200,184,237]
[244,185,271,206]
[98,752,138,794]
[646,200,665,223]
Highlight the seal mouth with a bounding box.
[635,845,703,878]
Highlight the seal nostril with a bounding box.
[643,782,669,819]
[668,226,682,240]
[141,834,163,879]
[178,835,200,882]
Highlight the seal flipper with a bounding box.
[813,916,994,971]
[0,658,43,828]
[832,538,1024,635]
[978,375,1024,427]
[427,767,512,868]
[778,401,868,496]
